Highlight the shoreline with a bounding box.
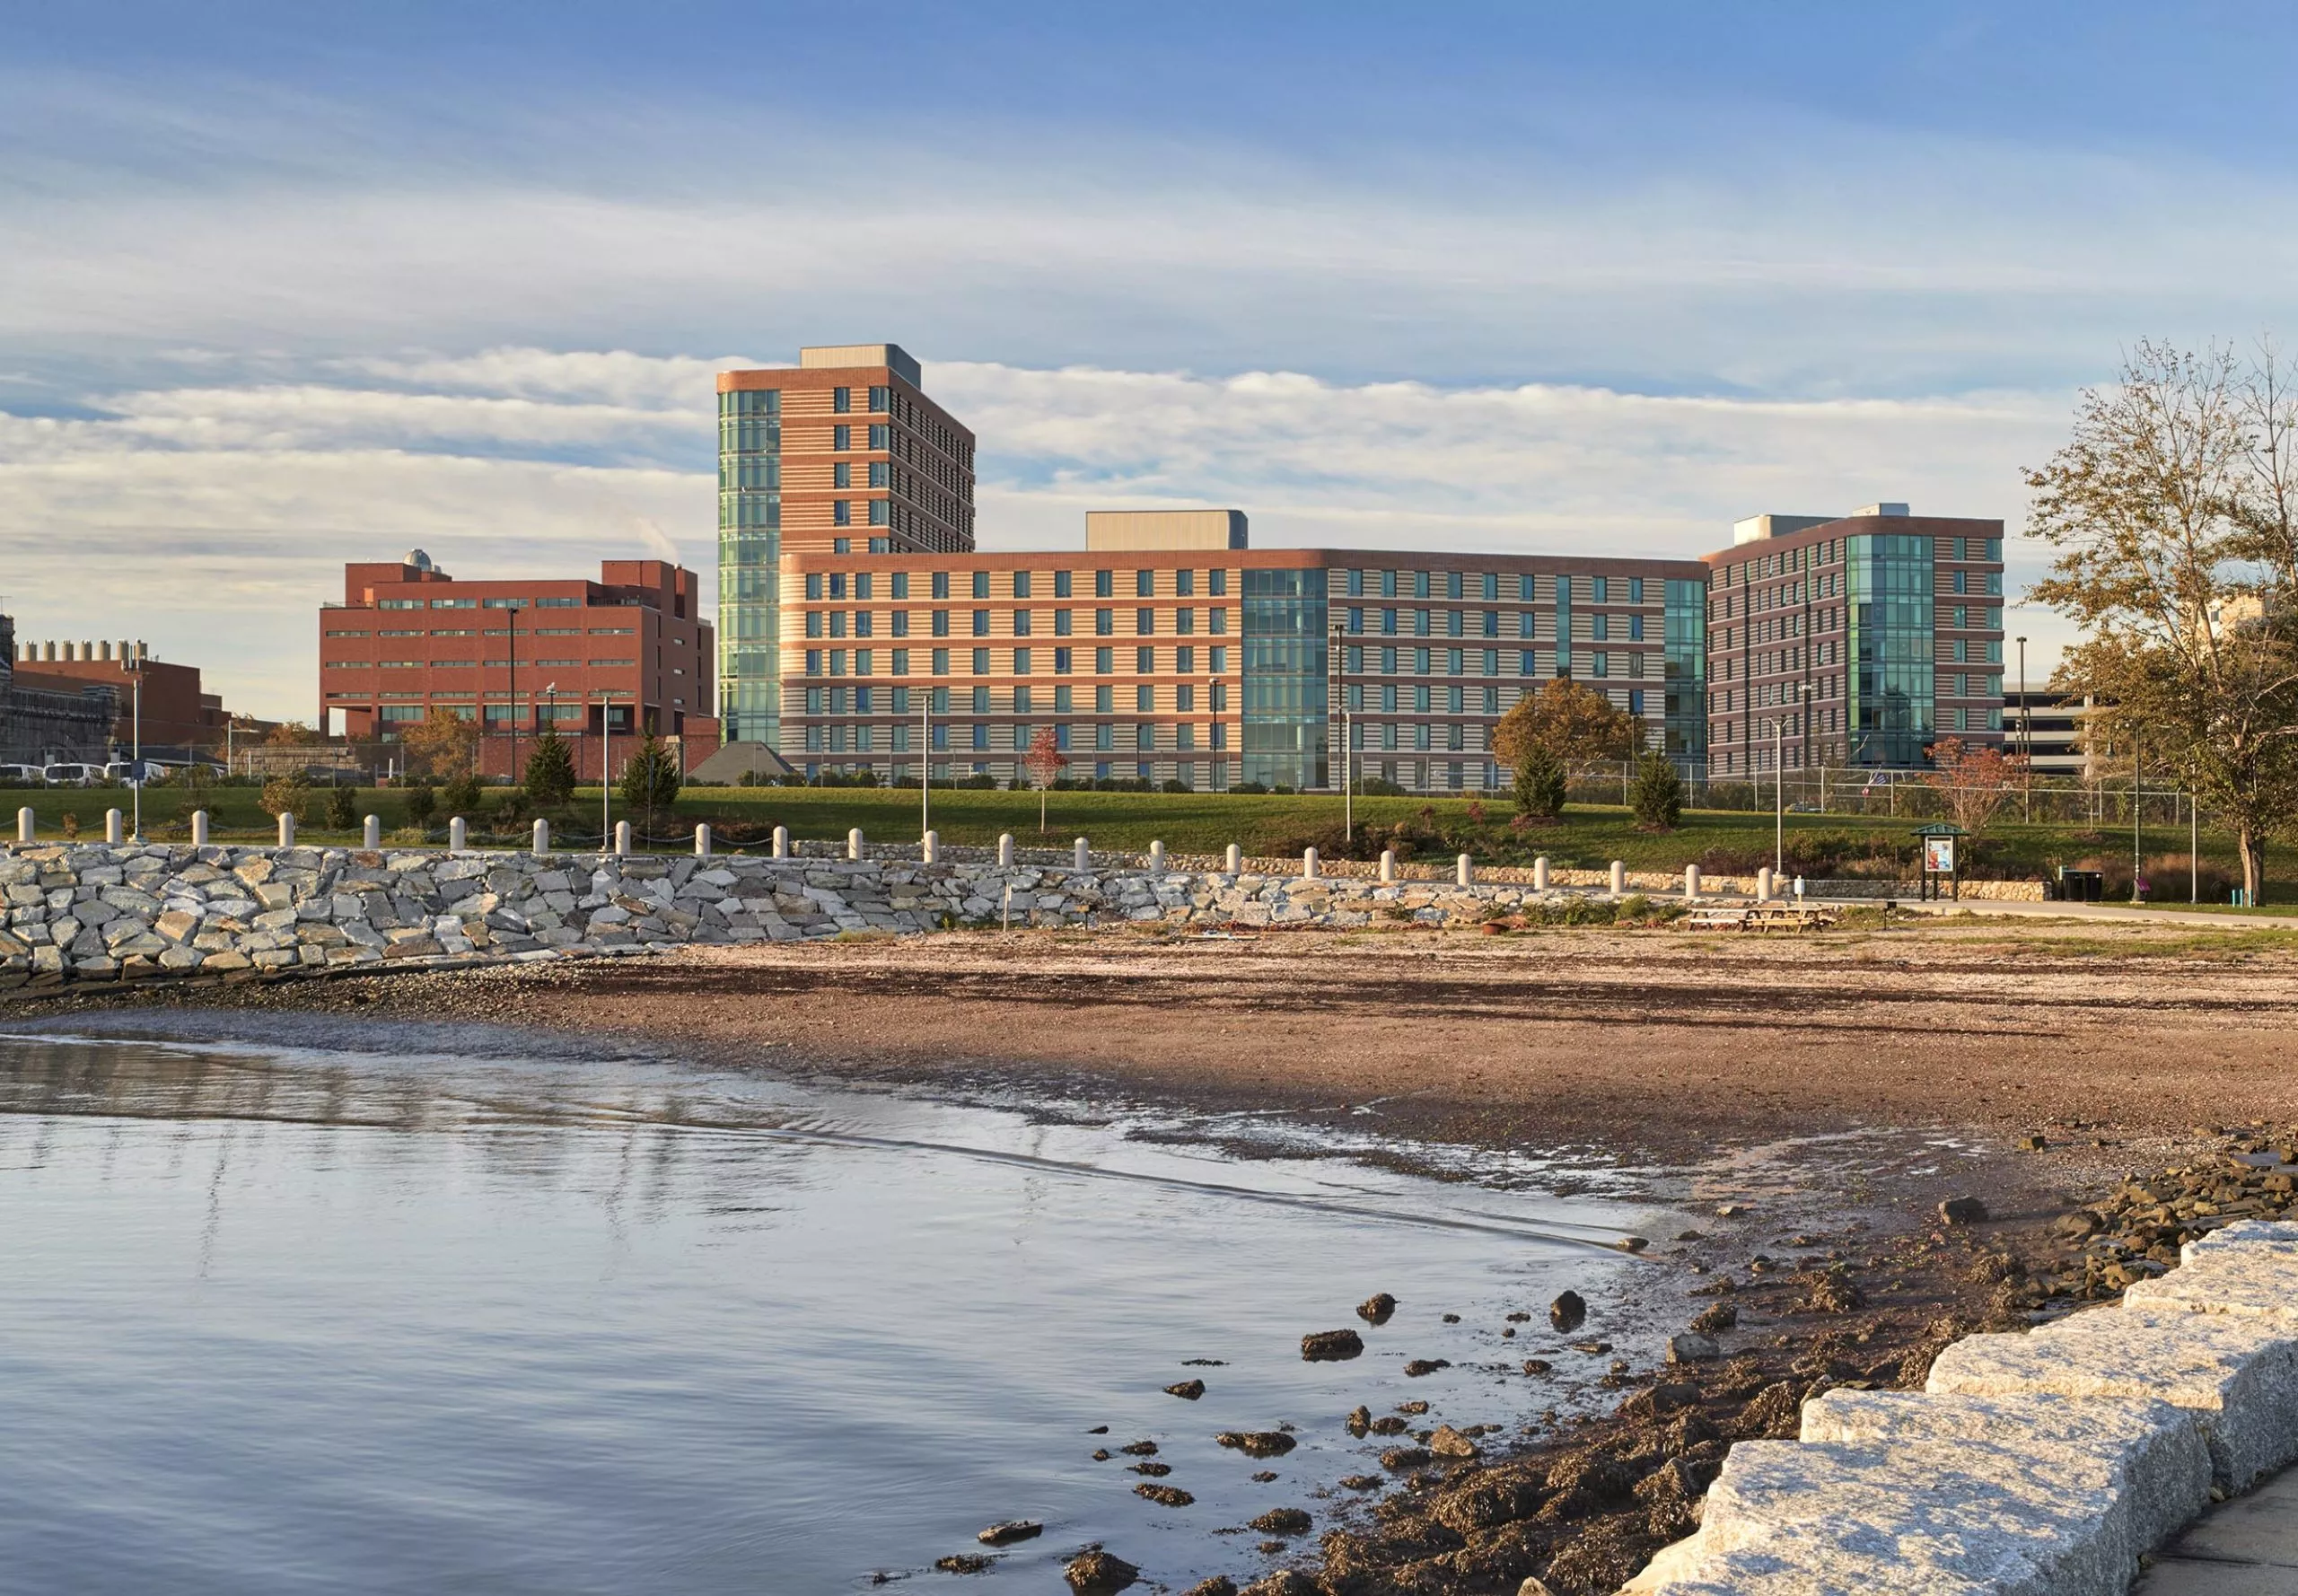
[11,922,2297,1592]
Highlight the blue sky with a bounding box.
[4,3,2294,717]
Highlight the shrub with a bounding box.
[523,727,577,808]
[1231,780,1271,794]
[1632,755,1683,830]
[1357,776,1407,797]
[1160,777,1193,794]
[404,783,437,826]
[1514,747,1566,819]
[325,785,358,830]
[259,768,310,819]
[439,771,483,819]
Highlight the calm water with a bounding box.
[0,1022,1678,1593]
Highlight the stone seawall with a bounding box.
[1622,1222,2298,1594]
[0,841,1675,989]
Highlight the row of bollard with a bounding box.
[4,808,1723,902]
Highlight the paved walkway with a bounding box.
[1850,897,2298,932]
[2136,1465,2298,1593]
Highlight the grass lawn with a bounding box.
[1,783,2275,899]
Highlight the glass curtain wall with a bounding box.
[717,390,781,746]
[1846,533,1935,767]
[1662,578,1708,775]
[1242,568,1329,788]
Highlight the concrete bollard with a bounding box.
[1533,855,1549,891]
[1380,848,1397,883]
[1074,837,1090,871]
[772,825,789,859]
[1457,853,1472,887]
[16,806,31,844]
[105,808,123,845]
[614,820,633,856]
[850,827,867,862]
[532,818,550,855]
[1757,865,1774,902]
[1684,864,1701,902]
[190,810,208,847]
[695,822,712,857]
[1150,839,1166,873]
[996,832,1013,867]
[923,829,940,864]
[1302,846,1320,880]
[1609,859,1626,897]
[363,814,381,849]
[277,811,295,848]
[449,816,468,852]
[1225,843,1241,874]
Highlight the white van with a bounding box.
[102,759,165,785]
[0,763,43,785]
[41,763,95,785]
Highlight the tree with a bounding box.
[439,770,483,819]
[1921,737,2025,832]
[524,723,577,809]
[265,720,323,746]
[1493,679,1641,819]
[405,782,437,827]
[399,707,478,782]
[1491,679,1644,767]
[326,784,358,830]
[618,732,682,829]
[1022,726,1068,831]
[258,766,308,819]
[2029,340,2298,901]
[1632,753,1683,830]
[1513,745,1567,820]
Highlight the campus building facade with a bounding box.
[317,550,713,776]
[716,344,978,752]
[776,519,1707,791]
[1701,505,2006,776]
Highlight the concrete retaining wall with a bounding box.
[1622,1222,2298,1594]
[0,840,1679,989]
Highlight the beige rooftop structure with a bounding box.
[1084,509,1250,551]
[798,342,924,385]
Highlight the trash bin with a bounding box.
[2057,868,2104,902]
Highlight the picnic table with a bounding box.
[1683,902,1839,933]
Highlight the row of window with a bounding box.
[325,627,640,638]
[333,658,636,671]
[371,595,589,611]
[1341,608,1646,640]
[804,684,1232,715]
[806,568,1232,601]
[803,723,1230,754]
[803,607,1234,640]
[796,644,1673,681]
[1716,536,2004,586]
[1340,571,1653,603]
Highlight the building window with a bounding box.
[972,649,990,674]
[832,425,851,451]
[1136,570,1154,597]
[932,572,950,600]
[1136,646,1154,674]
[833,460,851,489]
[1208,570,1226,596]
[1054,570,1073,598]
[1014,648,1032,674]
[932,610,950,636]
[1095,609,1114,636]
[972,610,990,636]
[1054,609,1073,636]
[1095,648,1113,673]
[1013,609,1032,636]
[868,500,889,526]
[1054,647,1072,673]
[1095,570,1114,598]
[1137,608,1155,635]
[832,387,852,413]
[834,500,852,526]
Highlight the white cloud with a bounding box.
[0,351,2087,723]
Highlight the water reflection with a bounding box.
[0,1027,1671,1593]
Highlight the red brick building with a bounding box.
[319,551,715,779]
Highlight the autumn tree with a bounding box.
[1492,679,1642,819]
[1921,737,2025,831]
[265,720,323,746]
[2030,340,2298,901]
[399,707,478,782]
[1022,725,1068,832]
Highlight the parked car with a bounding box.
[41,763,96,785]
[0,763,44,785]
[102,759,166,785]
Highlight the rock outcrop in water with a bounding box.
[1063,1548,1139,1593]
[1300,1328,1364,1362]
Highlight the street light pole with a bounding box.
[601,693,612,847]
[2132,729,2143,904]
[130,659,142,843]
[920,687,931,843]
[1330,620,1351,842]
[1772,716,1785,874]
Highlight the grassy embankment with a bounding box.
[3,784,2274,901]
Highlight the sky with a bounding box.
[5,2,2297,722]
